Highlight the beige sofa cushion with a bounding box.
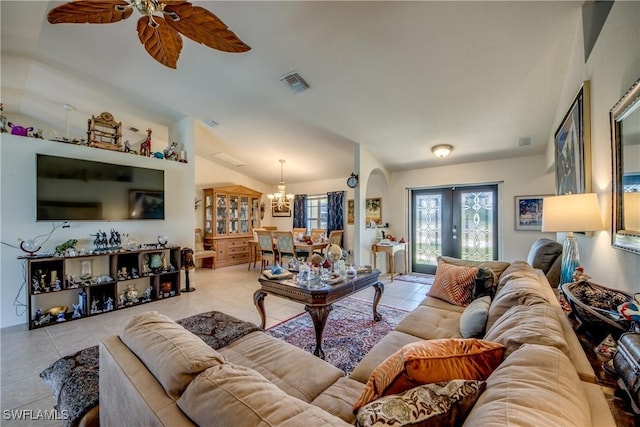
[177,363,351,427]
[121,311,226,400]
[486,261,549,331]
[395,305,464,340]
[311,377,365,424]
[463,344,592,427]
[218,331,343,402]
[484,303,570,358]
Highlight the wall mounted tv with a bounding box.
[36,154,165,221]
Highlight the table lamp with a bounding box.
[541,193,603,285]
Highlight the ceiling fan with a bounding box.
[47,0,251,69]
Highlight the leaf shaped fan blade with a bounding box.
[137,16,182,69]
[48,1,133,24]
[163,3,250,53]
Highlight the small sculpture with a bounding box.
[30,128,44,139]
[119,291,127,308]
[105,297,114,312]
[90,298,99,314]
[56,312,66,322]
[126,286,139,305]
[34,308,42,322]
[144,286,152,302]
[0,103,7,133]
[163,141,179,160]
[131,268,139,279]
[140,128,152,157]
[72,304,82,319]
[53,278,62,292]
[32,277,43,294]
[8,122,33,136]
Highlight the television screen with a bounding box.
[36,154,165,221]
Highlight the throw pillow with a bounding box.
[428,262,478,306]
[355,380,486,427]
[40,345,100,427]
[121,311,227,399]
[353,338,505,411]
[459,296,491,338]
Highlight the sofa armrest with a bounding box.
[99,336,195,427]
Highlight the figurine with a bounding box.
[144,286,152,302]
[72,304,82,319]
[56,312,66,322]
[0,103,7,133]
[32,277,43,294]
[140,128,152,157]
[119,291,127,308]
[90,298,99,314]
[53,278,62,292]
[39,313,51,326]
[105,297,114,312]
[34,308,42,323]
[30,128,44,139]
[126,286,139,305]
[163,141,179,160]
[8,122,33,136]
[131,268,139,279]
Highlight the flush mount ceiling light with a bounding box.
[431,144,453,158]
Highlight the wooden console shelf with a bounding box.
[21,246,181,329]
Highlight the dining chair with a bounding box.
[255,229,278,270]
[292,227,307,240]
[327,230,344,247]
[194,228,215,269]
[310,228,326,243]
[273,231,305,264]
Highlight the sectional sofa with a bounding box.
[99,258,615,426]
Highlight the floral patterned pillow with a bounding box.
[355,379,486,427]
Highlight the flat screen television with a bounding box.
[36,154,165,221]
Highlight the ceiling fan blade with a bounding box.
[137,16,182,69]
[47,1,133,24]
[163,3,250,53]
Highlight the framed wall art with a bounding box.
[554,80,591,195]
[347,199,354,224]
[272,204,291,217]
[515,195,551,231]
[366,197,382,225]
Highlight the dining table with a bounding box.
[294,241,328,260]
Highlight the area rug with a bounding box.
[394,273,435,286]
[266,297,409,374]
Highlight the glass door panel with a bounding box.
[239,196,249,233]
[229,195,239,234]
[411,185,498,274]
[204,193,213,236]
[216,194,227,235]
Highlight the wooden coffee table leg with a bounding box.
[372,282,384,321]
[253,290,267,329]
[305,304,333,359]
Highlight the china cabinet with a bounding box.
[203,185,262,267]
[22,246,181,329]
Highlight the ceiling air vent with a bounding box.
[518,137,532,147]
[128,126,140,133]
[280,71,310,94]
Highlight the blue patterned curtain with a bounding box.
[327,191,345,234]
[293,194,307,228]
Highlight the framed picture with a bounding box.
[272,204,291,217]
[347,199,354,224]
[366,197,382,225]
[515,195,551,231]
[554,81,591,195]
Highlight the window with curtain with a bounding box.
[306,195,327,230]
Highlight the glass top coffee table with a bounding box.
[254,269,383,359]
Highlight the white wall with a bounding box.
[546,1,640,293]
[0,132,194,328]
[390,154,556,263]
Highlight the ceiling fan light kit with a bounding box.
[431,144,453,158]
[47,0,251,69]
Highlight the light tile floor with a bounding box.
[0,265,431,426]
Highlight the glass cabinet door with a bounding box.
[204,194,213,236]
[239,196,249,233]
[216,194,228,235]
[229,195,239,234]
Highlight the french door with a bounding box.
[411,185,499,274]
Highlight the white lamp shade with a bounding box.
[541,193,603,232]
[624,192,640,230]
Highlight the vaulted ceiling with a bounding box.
[1,1,581,185]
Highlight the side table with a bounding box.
[372,243,407,282]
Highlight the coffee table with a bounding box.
[254,269,383,359]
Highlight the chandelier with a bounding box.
[267,159,294,210]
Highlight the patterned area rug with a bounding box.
[394,274,435,285]
[266,297,409,374]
